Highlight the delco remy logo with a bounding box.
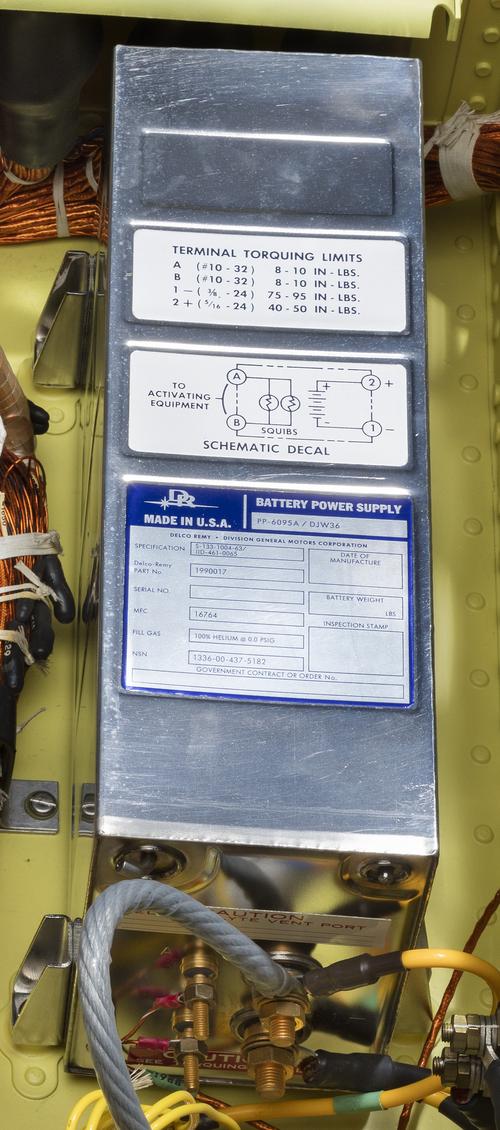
[143,487,228,529]
[145,488,197,509]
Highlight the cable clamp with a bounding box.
[424,101,500,200]
[0,529,62,561]
[0,625,34,665]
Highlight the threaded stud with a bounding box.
[183,1053,199,1093]
[192,998,210,1040]
[254,1060,286,1100]
[441,1022,454,1042]
[268,1014,296,1047]
[433,1056,445,1075]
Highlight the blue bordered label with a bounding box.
[123,480,414,708]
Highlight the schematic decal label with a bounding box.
[132,228,408,333]
[123,481,414,708]
[128,350,409,468]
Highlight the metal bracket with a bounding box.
[0,780,59,833]
[11,915,79,1046]
[33,250,95,388]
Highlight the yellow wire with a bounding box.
[151,1102,240,1130]
[146,1091,196,1121]
[380,1074,443,1109]
[424,1092,451,1111]
[225,1098,334,1121]
[86,1098,108,1130]
[67,1090,105,1130]
[402,948,500,1008]
[221,1076,443,1123]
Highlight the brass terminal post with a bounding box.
[241,1018,296,1100]
[180,941,218,1041]
[253,987,309,1048]
[171,1004,207,1093]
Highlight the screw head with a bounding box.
[359,858,412,886]
[80,794,96,823]
[25,790,58,821]
[113,843,184,879]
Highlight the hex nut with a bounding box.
[246,1043,295,1073]
[183,982,216,1006]
[170,1037,207,1061]
[258,998,306,1025]
[449,1016,469,1053]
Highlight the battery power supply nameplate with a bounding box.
[123,480,413,708]
[128,351,409,468]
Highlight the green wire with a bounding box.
[147,1071,187,1090]
[334,1091,383,1113]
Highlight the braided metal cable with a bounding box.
[78,878,299,1130]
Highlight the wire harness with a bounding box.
[77,879,300,1130]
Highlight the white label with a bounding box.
[124,482,414,707]
[132,228,408,333]
[129,351,409,468]
[122,907,390,949]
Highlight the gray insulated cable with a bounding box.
[77,878,300,1130]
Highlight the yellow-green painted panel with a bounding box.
[0,0,462,39]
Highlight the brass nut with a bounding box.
[246,1042,295,1074]
[184,982,216,1006]
[173,1005,194,1034]
[255,995,308,1046]
[181,945,218,980]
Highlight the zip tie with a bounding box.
[424,101,500,201]
[1,161,53,186]
[0,626,34,665]
[52,162,69,237]
[0,530,62,561]
[85,153,99,193]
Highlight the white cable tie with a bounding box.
[0,530,62,561]
[0,150,54,186]
[85,154,99,194]
[0,626,34,666]
[424,101,500,201]
[52,161,70,237]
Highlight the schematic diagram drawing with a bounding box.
[220,363,391,445]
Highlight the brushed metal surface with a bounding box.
[99,47,436,861]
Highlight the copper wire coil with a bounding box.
[424,120,500,206]
[0,135,108,243]
[0,453,49,677]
